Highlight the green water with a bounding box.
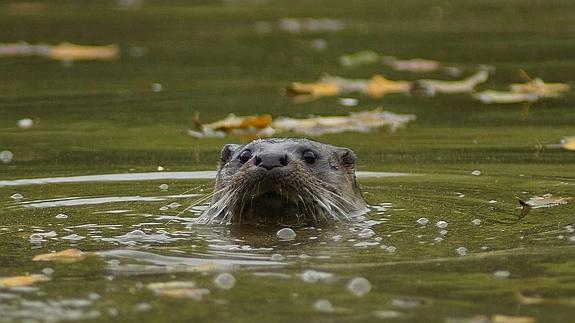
[1,0,575,322]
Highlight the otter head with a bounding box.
[197,138,367,226]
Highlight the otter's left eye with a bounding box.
[302,150,316,164]
[238,149,252,163]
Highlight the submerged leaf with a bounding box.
[0,274,50,287]
[33,248,90,263]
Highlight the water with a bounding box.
[1,0,575,322]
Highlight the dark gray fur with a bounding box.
[197,138,367,226]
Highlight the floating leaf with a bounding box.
[147,281,210,300]
[417,70,489,96]
[0,41,119,61]
[366,75,413,98]
[382,56,440,72]
[49,42,119,61]
[545,136,575,151]
[273,107,416,136]
[0,274,50,288]
[202,114,272,132]
[491,314,535,323]
[33,248,90,263]
[473,90,539,104]
[339,50,379,67]
[510,70,569,98]
[517,193,569,209]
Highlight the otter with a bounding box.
[197,138,368,226]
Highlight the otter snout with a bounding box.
[254,152,289,170]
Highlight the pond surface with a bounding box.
[1,0,574,322]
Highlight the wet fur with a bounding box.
[197,138,367,225]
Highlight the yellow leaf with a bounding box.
[492,314,536,323]
[366,75,412,98]
[561,136,575,151]
[49,42,119,61]
[203,114,272,132]
[33,248,90,263]
[0,274,50,287]
[285,82,340,97]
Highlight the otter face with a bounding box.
[198,138,367,226]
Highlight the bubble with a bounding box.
[17,118,34,129]
[416,217,429,225]
[270,254,285,261]
[434,237,443,243]
[29,233,44,241]
[127,229,146,237]
[471,219,481,226]
[277,228,296,241]
[347,277,372,297]
[158,184,169,191]
[157,166,165,171]
[135,303,152,312]
[338,98,358,107]
[62,234,85,241]
[41,267,54,275]
[357,228,375,238]
[471,170,482,176]
[167,202,181,209]
[55,213,69,219]
[151,83,163,92]
[313,299,334,313]
[10,193,23,200]
[436,221,448,229]
[0,150,14,164]
[214,273,236,290]
[301,270,333,283]
[455,246,467,256]
[493,270,510,279]
[384,246,396,253]
[488,200,497,204]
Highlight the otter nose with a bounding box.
[254,153,289,170]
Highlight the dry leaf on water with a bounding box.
[0,41,119,61]
[273,107,416,136]
[366,75,413,98]
[147,281,210,300]
[189,114,274,139]
[0,274,50,288]
[473,90,539,104]
[545,136,575,151]
[510,70,569,98]
[382,56,440,73]
[33,248,90,263]
[517,193,569,209]
[416,70,489,96]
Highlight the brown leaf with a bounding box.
[33,248,90,263]
[0,274,50,287]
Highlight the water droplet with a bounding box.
[347,277,372,297]
[313,299,334,313]
[55,213,68,219]
[270,254,285,261]
[41,267,54,275]
[436,220,448,229]
[10,193,23,200]
[357,228,375,238]
[151,83,163,92]
[455,246,467,256]
[416,217,429,225]
[213,273,236,290]
[471,219,481,226]
[277,228,296,241]
[471,170,482,176]
[493,270,510,279]
[17,118,34,129]
[158,184,169,191]
[0,150,14,164]
[62,234,85,241]
[301,270,333,283]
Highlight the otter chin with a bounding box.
[197,138,368,226]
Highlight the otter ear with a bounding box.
[337,148,357,170]
[219,144,241,166]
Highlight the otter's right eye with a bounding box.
[302,150,317,164]
[238,150,252,163]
